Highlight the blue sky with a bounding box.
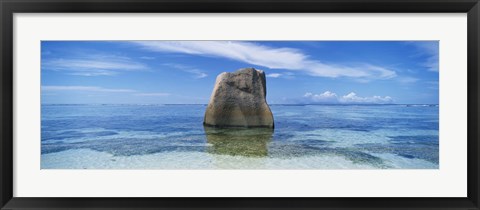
[41,41,439,104]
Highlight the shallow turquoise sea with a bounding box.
[41,104,439,169]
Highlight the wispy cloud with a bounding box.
[163,63,207,79]
[134,93,170,96]
[42,86,172,97]
[398,76,419,84]
[42,86,135,93]
[407,41,439,72]
[42,54,148,76]
[266,73,282,78]
[303,91,393,104]
[130,41,397,80]
[426,81,439,90]
[267,72,295,79]
[140,56,155,60]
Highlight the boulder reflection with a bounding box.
[203,126,273,157]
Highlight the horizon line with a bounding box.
[41,103,439,106]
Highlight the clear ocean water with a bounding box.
[41,104,439,169]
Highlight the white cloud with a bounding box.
[303,91,393,104]
[163,63,208,79]
[131,41,397,79]
[140,56,155,60]
[266,73,282,78]
[135,93,170,96]
[193,72,208,79]
[339,92,393,104]
[42,54,148,76]
[303,91,338,103]
[406,41,439,72]
[267,72,296,79]
[132,41,307,69]
[42,86,135,93]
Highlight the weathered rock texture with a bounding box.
[203,68,274,128]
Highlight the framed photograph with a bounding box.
[1,0,479,209]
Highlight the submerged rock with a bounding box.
[204,126,273,157]
[203,68,274,128]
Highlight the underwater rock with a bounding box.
[203,67,274,128]
[203,126,273,157]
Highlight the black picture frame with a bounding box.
[1,0,479,209]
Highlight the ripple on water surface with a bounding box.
[41,104,439,169]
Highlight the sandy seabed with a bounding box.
[41,148,437,170]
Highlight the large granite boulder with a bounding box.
[203,68,274,128]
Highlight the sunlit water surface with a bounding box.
[41,104,439,169]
